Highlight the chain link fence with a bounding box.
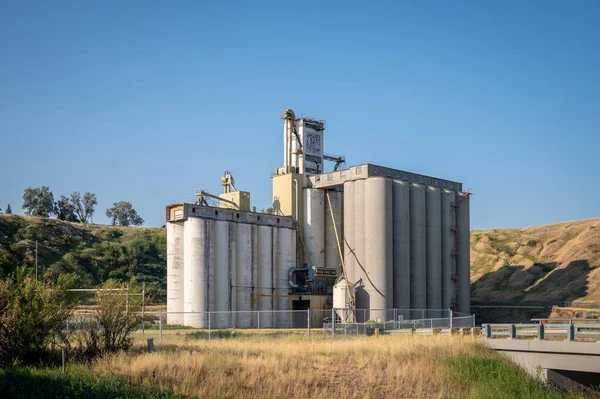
[64,308,475,340]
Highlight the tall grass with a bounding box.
[92,335,571,399]
[0,366,184,398]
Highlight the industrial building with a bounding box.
[166,109,471,328]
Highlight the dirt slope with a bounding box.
[471,218,600,303]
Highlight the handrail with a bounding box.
[483,323,600,341]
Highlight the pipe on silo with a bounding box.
[365,177,393,322]
[235,223,253,328]
[303,188,325,267]
[441,190,456,310]
[214,221,230,328]
[456,193,471,315]
[343,181,356,285]
[183,218,208,328]
[167,222,185,325]
[410,183,427,319]
[325,190,343,273]
[275,227,293,328]
[426,186,442,317]
[392,180,410,320]
[257,225,273,328]
[353,179,367,321]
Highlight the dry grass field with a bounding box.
[86,333,580,399]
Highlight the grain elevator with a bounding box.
[166,109,471,328]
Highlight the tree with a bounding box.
[22,186,55,217]
[55,196,79,222]
[4,204,11,214]
[70,192,97,223]
[105,201,144,226]
[83,192,97,223]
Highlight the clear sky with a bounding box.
[1,1,598,230]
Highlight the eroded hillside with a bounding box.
[471,218,600,303]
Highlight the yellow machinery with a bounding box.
[195,171,251,211]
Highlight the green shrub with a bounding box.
[72,280,142,359]
[527,240,538,247]
[0,273,75,366]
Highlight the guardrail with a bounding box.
[483,323,600,341]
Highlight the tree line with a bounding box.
[1,186,145,227]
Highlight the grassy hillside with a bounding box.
[0,214,166,301]
[471,218,600,303]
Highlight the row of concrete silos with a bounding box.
[338,177,470,320]
[166,218,296,328]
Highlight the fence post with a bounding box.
[422,309,425,319]
[208,312,211,342]
[62,348,66,373]
[509,324,516,339]
[567,324,575,341]
[257,311,260,339]
[394,308,397,329]
[537,323,544,340]
[159,311,163,342]
[449,309,453,328]
[307,309,310,341]
[484,324,491,338]
[472,314,475,327]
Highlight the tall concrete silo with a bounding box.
[343,181,356,284]
[456,193,471,314]
[166,222,184,325]
[364,177,393,321]
[235,223,253,328]
[183,217,209,328]
[353,178,367,320]
[410,183,427,318]
[426,186,442,316]
[441,189,456,310]
[257,225,273,328]
[214,221,230,328]
[303,188,325,266]
[392,180,410,319]
[275,227,294,327]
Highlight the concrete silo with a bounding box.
[426,186,442,317]
[392,180,410,320]
[166,222,184,325]
[441,189,456,310]
[456,193,471,315]
[364,177,393,321]
[410,183,427,318]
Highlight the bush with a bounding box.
[73,280,142,358]
[527,240,538,247]
[0,273,75,366]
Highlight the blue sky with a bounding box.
[1,1,598,230]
